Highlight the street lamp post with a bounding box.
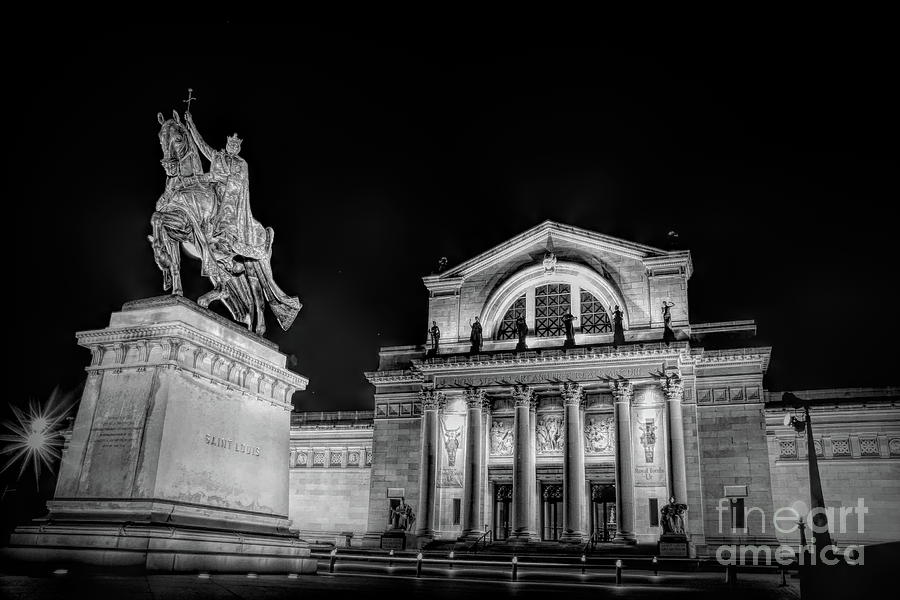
[783,392,833,553]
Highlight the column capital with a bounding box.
[419,388,445,411]
[512,384,534,407]
[464,387,486,409]
[661,373,684,401]
[560,381,584,406]
[609,379,634,403]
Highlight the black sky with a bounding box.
[7,24,898,426]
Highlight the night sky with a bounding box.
[4,25,897,508]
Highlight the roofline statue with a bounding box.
[148,98,301,335]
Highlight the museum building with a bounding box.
[287,221,900,555]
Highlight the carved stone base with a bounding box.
[507,529,540,543]
[3,522,314,573]
[380,529,408,550]
[8,297,311,573]
[558,530,585,544]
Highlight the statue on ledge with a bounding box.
[662,300,676,346]
[660,496,688,535]
[515,315,529,351]
[469,316,483,354]
[612,305,625,346]
[563,311,577,348]
[428,321,441,356]
[148,100,300,336]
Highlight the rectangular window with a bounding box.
[649,498,659,527]
[731,498,745,531]
[535,283,571,337]
[453,498,461,525]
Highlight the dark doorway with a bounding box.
[493,484,512,540]
[590,483,616,541]
[541,484,563,541]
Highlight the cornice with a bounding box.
[77,325,306,410]
[364,369,425,385]
[411,342,690,373]
[694,347,772,373]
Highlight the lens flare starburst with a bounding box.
[0,387,75,484]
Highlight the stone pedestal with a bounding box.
[658,533,690,557]
[380,529,407,550]
[2,296,315,573]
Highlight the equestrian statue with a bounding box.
[148,97,300,336]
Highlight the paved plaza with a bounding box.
[0,569,799,600]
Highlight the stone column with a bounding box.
[663,374,688,526]
[560,382,586,542]
[416,388,443,539]
[611,380,636,542]
[481,397,492,533]
[511,385,538,540]
[460,388,486,540]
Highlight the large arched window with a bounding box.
[497,294,526,340]
[535,283,571,337]
[480,260,629,341]
[580,290,612,334]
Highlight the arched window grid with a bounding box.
[535,283,571,338]
[580,289,612,334]
[496,294,526,340]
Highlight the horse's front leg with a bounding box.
[169,240,183,296]
[249,273,267,336]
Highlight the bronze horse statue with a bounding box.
[148,110,300,335]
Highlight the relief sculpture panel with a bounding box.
[584,414,615,454]
[536,414,564,454]
[490,418,514,456]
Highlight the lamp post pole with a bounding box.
[801,402,832,551]
[784,393,832,553]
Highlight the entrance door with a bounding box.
[590,483,616,541]
[493,484,512,540]
[541,484,563,541]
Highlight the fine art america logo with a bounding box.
[715,498,869,566]
[205,434,261,457]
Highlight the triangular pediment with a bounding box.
[423,220,690,286]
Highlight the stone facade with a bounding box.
[288,412,373,545]
[289,221,900,555]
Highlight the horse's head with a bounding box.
[157,110,201,177]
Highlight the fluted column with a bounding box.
[560,382,586,542]
[663,373,688,529]
[416,388,443,538]
[482,398,492,533]
[611,380,636,542]
[460,388,486,539]
[511,385,538,540]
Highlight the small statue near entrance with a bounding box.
[390,497,416,531]
[660,496,688,535]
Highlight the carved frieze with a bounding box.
[76,321,305,410]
